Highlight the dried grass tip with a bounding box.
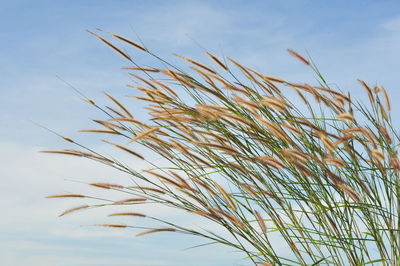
[98,223,127,228]
[371,149,385,162]
[59,205,89,217]
[113,198,147,204]
[90,183,124,189]
[337,113,354,123]
[47,194,85,198]
[287,49,310,65]
[108,212,146,217]
[136,228,176,237]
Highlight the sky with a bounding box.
[1,0,400,265]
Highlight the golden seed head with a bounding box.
[287,49,310,65]
[62,136,73,143]
[59,205,89,217]
[98,223,127,228]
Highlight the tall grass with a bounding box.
[45,31,400,265]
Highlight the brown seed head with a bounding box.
[104,92,133,118]
[111,33,147,51]
[90,183,124,189]
[371,149,385,162]
[98,223,127,228]
[381,86,391,111]
[62,136,74,143]
[128,127,160,144]
[113,198,147,205]
[215,182,237,211]
[205,51,228,70]
[390,157,400,173]
[108,212,146,217]
[336,184,360,202]
[47,194,85,199]
[287,49,310,65]
[87,30,132,61]
[324,158,345,168]
[59,205,89,217]
[337,113,354,123]
[255,210,267,233]
[136,228,176,237]
[358,79,374,104]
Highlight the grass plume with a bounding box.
[46,31,400,265]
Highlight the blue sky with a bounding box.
[1,1,400,265]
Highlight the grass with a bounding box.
[45,30,400,265]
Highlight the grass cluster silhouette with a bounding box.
[45,30,400,265]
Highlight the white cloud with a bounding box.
[381,16,400,32]
[0,141,246,265]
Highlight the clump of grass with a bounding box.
[45,30,400,265]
